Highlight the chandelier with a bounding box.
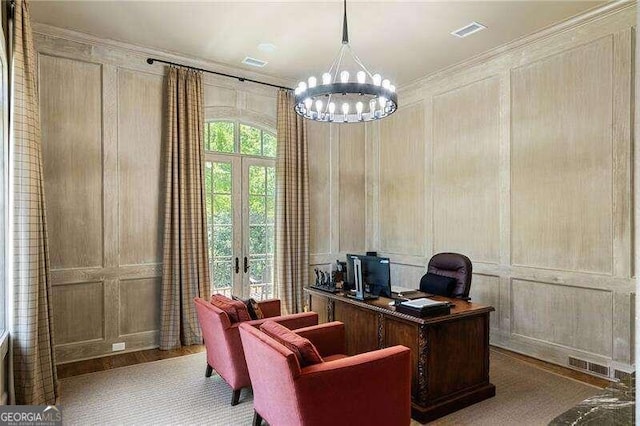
[294,0,398,123]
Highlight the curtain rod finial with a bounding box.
[146,58,154,65]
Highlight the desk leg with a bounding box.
[376,313,385,349]
[416,324,428,405]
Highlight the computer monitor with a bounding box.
[345,254,392,297]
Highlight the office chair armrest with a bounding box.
[294,322,345,357]
[257,299,281,318]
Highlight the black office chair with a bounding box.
[419,253,472,300]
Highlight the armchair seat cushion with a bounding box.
[260,320,324,367]
[239,321,412,426]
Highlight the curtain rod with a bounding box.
[146,58,293,91]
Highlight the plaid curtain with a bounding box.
[159,67,211,350]
[11,0,58,405]
[275,90,309,314]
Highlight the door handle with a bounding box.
[244,257,250,273]
[235,257,240,274]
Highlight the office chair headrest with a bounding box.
[427,253,472,298]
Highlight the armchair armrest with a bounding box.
[293,322,345,357]
[295,346,412,425]
[257,299,281,318]
[244,311,318,331]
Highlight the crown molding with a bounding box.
[31,22,297,90]
[399,0,635,94]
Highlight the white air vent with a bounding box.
[451,21,486,38]
[588,362,609,377]
[569,356,610,377]
[242,57,267,68]
[568,356,588,370]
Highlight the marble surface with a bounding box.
[549,376,634,425]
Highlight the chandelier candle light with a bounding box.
[294,0,398,123]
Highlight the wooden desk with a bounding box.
[305,288,496,423]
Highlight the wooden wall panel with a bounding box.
[308,121,331,255]
[203,85,236,108]
[369,5,635,377]
[433,77,500,263]
[379,103,425,255]
[246,93,277,118]
[469,274,500,329]
[390,263,424,289]
[52,282,104,345]
[511,37,614,273]
[40,54,103,269]
[118,70,164,265]
[36,30,281,363]
[339,123,366,253]
[512,279,613,357]
[119,278,161,335]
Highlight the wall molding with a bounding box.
[36,29,280,364]
[399,0,634,93]
[32,22,294,90]
[369,4,636,379]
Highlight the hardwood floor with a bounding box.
[57,345,205,379]
[57,344,611,389]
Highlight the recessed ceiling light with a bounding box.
[258,43,277,53]
[242,57,268,68]
[451,21,486,38]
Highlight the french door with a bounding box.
[205,154,276,300]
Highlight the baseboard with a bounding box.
[55,331,160,365]
[491,342,624,387]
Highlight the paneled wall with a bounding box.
[308,120,367,280]
[367,3,636,377]
[35,26,284,363]
[34,4,633,375]
[34,23,365,363]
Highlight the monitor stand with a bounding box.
[347,258,378,301]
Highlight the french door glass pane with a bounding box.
[205,160,235,296]
[212,261,233,298]
[246,164,276,300]
[249,166,265,194]
[212,162,232,192]
[265,167,276,194]
[249,196,265,224]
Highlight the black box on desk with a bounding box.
[395,302,451,318]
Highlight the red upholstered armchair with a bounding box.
[239,321,412,426]
[194,298,318,405]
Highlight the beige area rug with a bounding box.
[59,350,599,425]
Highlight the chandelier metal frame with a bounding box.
[293,0,398,123]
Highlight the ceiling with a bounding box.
[30,1,605,87]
